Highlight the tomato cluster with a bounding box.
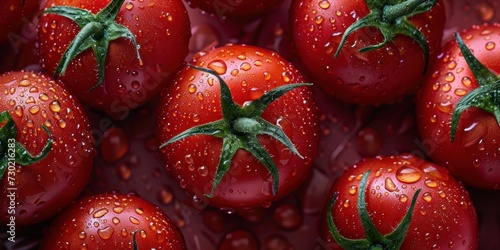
[1,0,500,249]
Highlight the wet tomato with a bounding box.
[417,23,500,189]
[38,0,191,118]
[40,193,186,249]
[156,44,319,209]
[0,71,94,226]
[290,0,446,105]
[321,154,478,249]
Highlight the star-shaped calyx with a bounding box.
[327,171,421,250]
[42,0,142,92]
[0,111,53,179]
[335,0,438,73]
[450,33,500,141]
[160,65,311,198]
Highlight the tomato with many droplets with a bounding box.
[417,23,500,189]
[321,154,478,250]
[0,71,94,226]
[40,193,186,249]
[38,0,191,119]
[156,44,319,209]
[290,0,446,105]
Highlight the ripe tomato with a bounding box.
[321,154,478,249]
[40,193,186,249]
[0,71,94,226]
[156,44,319,209]
[290,0,446,105]
[38,0,191,119]
[185,0,285,21]
[416,23,500,189]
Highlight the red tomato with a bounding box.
[0,71,94,226]
[186,0,285,21]
[38,0,191,119]
[156,44,319,209]
[321,154,478,249]
[40,193,186,249]
[290,0,446,105]
[416,23,500,189]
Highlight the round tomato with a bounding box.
[417,23,500,189]
[290,0,446,105]
[0,71,94,226]
[321,154,478,249]
[156,44,319,209]
[40,193,186,249]
[38,0,191,119]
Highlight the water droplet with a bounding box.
[240,62,251,71]
[461,76,472,87]
[188,84,197,93]
[343,199,350,208]
[28,105,40,115]
[461,122,487,148]
[485,41,496,50]
[319,0,330,9]
[197,166,208,177]
[129,216,140,225]
[231,69,239,76]
[447,61,457,69]
[185,154,194,164]
[131,81,140,89]
[249,87,264,100]
[112,217,120,225]
[425,179,438,188]
[78,231,86,239]
[113,206,124,214]
[19,79,31,86]
[253,60,263,66]
[207,60,227,75]
[263,72,271,81]
[282,72,290,83]
[399,194,408,203]
[125,1,134,10]
[422,192,432,202]
[93,208,109,218]
[58,119,67,128]
[97,227,114,240]
[348,185,357,195]
[385,178,397,192]
[454,88,467,96]
[396,166,422,183]
[441,83,451,92]
[49,100,61,112]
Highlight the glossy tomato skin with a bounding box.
[0,71,94,226]
[40,193,186,249]
[290,0,446,105]
[156,44,319,209]
[38,0,191,119]
[416,24,500,189]
[321,154,478,250]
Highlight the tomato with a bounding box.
[321,154,478,249]
[0,71,94,226]
[290,0,446,105]
[416,24,500,189]
[185,0,285,21]
[38,0,191,119]
[0,0,40,47]
[39,193,186,249]
[156,44,319,209]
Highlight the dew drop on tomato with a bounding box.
[395,165,422,183]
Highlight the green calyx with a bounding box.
[160,64,311,198]
[327,171,421,250]
[335,0,438,73]
[450,33,500,142]
[0,111,53,179]
[132,230,138,250]
[42,0,142,92]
